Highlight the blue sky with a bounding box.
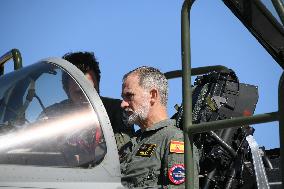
[0,0,282,149]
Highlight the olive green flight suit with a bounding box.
[120,119,186,188]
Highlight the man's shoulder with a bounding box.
[159,119,184,139]
[162,119,180,131]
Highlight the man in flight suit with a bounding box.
[120,66,186,188]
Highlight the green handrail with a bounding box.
[0,49,22,75]
[188,112,279,134]
[181,1,195,188]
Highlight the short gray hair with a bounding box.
[123,66,168,106]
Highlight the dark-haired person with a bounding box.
[62,52,135,158]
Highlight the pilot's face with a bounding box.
[67,70,99,104]
[68,79,85,104]
[85,70,99,93]
[121,74,150,126]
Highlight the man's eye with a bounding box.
[124,93,134,100]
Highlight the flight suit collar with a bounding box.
[144,119,176,132]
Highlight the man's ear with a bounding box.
[149,88,158,105]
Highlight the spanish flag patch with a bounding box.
[170,140,184,153]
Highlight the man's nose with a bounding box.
[121,100,129,109]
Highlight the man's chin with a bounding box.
[125,116,138,126]
[122,115,134,126]
[126,119,135,126]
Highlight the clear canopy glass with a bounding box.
[0,61,106,168]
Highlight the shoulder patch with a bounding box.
[168,164,185,185]
[136,143,156,157]
[170,140,184,153]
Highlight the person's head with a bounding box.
[62,73,86,104]
[121,66,168,129]
[62,51,101,93]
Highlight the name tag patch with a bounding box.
[136,143,156,157]
[168,164,185,185]
[170,140,184,153]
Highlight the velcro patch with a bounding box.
[168,164,185,185]
[170,140,184,153]
[136,143,156,157]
